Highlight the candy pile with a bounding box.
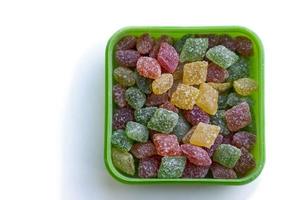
[111,33,257,179]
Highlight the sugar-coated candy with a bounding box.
[190,122,221,148]
[226,92,252,108]
[210,110,230,135]
[180,38,209,62]
[204,134,223,157]
[138,156,160,178]
[134,107,158,126]
[112,107,134,130]
[113,84,127,107]
[213,144,241,168]
[227,57,249,81]
[171,84,200,110]
[174,34,193,53]
[232,131,256,150]
[173,114,191,141]
[133,71,152,94]
[112,147,135,175]
[113,67,135,87]
[136,57,161,79]
[147,108,179,134]
[234,147,256,175]
[131,142,157,159]
[125,121,149,142]
[182,126,197,144]
[167,81,180,98]
[233,78,257,96]
[182,160,210,178]
[158,156,186,178]
[183,105,210,125]
[149,35,173,58]
[206,45,239,69]
[111,129,133,152]
[210,163,237,179]
[196,34,221,48]
[181,144,212,166]
[183,61,208,85]
[206,63,229,83]
[157,42,179,73]
[172,63,184,81]
[208,82,232,93]
[115,50,141,67]
[125,87,146,110]
[159,101,179,113]
[219,34,237,51]
[222,133,234,144]
[235,36,253,56]
[152,73,173,95]
[218,94,228,110]
[116,36,137,50]
[196,83,218,115]
[225,102,252,132]
[145,93,169,106]
[136,33,154,55]
[153,134,182,156]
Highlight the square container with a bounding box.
[104,26,265,185]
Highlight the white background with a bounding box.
[0,0,299,199]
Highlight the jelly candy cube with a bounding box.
[136,57,161,79]
[116,35,137,50]
[225,102,252,132]
[111,129,133,152]
[210,110,230,135]
[218,94,228,110]
[213,144,241,168]
[136,33,154,55]
[206,63,229,83]
[145,93,169,106]
[208,82,232,93]
[196,83,218,115]
[206,45,239,68]
[182,126,197,144]
[134,107,157,126]
[232,131,256,150]
[181,144,212,166]
[182,160,210,178]
[147,108,179,134]
[158,156,186,178]
[172,114,191,141]
[152,73,173,95]
[159,101,179,113]
[112,147,135,175]
[171,84,200,110]
[130,142,157,159]
[174,34,193,53]
[149,35,173,58]
[157,42,179,73]
[125,121,149,143]
[233,78,258,96]
[190,122,221,148]
[153,134,182,156]
[219,34,237,51]
[227,57,249,81]
[210,163,237,179]
[113,67,135,87]
[180,38,209,62]
[125,87,146,110]
[196,34,221,48]
[112,107,134,130]
[115,50,140,67]
[203,134,223,157]
[234,36,253,56]
[234,147,256,175]
[138,156,160,178]
[183,61,208,85]
[112,84,127,107]
[133,71,152,94]
[226,92,252,108]
[183,105,210,126]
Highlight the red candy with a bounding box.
[116,36,137,50]
[235,36,253,56]
[115,50,140,67]
[149,35,173,58]
[136,33,154,55]
[204,134,223,157]
[181,144,212,166]
[145,93,169,106]
[112,84,127,108]
[153,134,182,156]
[112,107,134,130]
[232,131,256,150]
[136,57,161,79]
[182,160,210,178]
[219,34,237,51]
[138,156,160,178]
[225,102,252,132]
[234,147,256,175]
[183,105,210,125]
[157,42,179,73]
[210,163,237,179]
[130,142,157,159]
[206,63,229,83]
[159,101,179,113]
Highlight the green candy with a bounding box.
[133,71,152,94]
[218,94,228,110]
[227,57,249,81]
[112,147,135,175]
[174,34,193,53]
[158,156,186,178]
[172,114,191,141]
[125,87,146,110]
[226,92,253,108]
[180,38,208,62]
[111,129,133,152]
[147,108,179,134]
[211,110,230,135]
[206,45,239,68]
[213,144,241,168]
[134,107,158,126]
[125,121,149,142]
[113,67,135,87]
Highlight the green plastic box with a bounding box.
[104,26,265,185]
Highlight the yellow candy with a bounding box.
[190,122,221,148]
[196,83,219,115]
[233,78,257,96]
[152,73,173,95]
[171,84,199,110]
[208,82,232,93]
[183,61,208,85]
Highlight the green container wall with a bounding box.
[104,26,265,185]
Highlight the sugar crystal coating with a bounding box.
[134,107,158,126]
[158,156,186,178]
[232,131,256,150]
[136,57,161,79]
[218,94,228,110]
[113,67,135,87]
[174,34,193,53]
[219,34,237,51]
[210,163,237,179]
[183,61,208,85]
[149,35,173,58]
[227,57,249,81]
[125,121,149,142]
[157,42,179,73]
[233,78,258,96]
[152,73,173,95]
[206,45,239,69]
[234,147,256,175]
[203,134,223,157]
[206,63,229,83]
[172,63,184,81]
[183,105,210,125]
[181,144,212,166]
[113,84,127,107]
[180,38,209,62]
[172,114,191,141]
[153,134,182,156]
[138,156,160,178]
[112,147,135,175]
[171,84,200,110]
[213,144,241,168]
[159,101,179,113]
[145,93,169,106]
[125,87,146,110]
[226,92,253,108]
[112,107,134,130]
[234,36,253,56]
[208,82,232,93]
[225,102,252,132]
[196,83,218,115]
[115,50,140,67]
[190,122,221,148]
[211,110,230,135]
[196,34,221,48]
[182,126,197,144]
[182,160,210,178]
[133,71,152,94]
[131,142,157,159]
[136,33,154,55]
[111,129,133,152]
[116,36,137,50]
